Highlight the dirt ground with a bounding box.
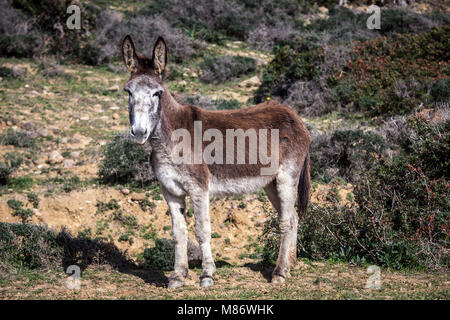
[1,261,448,300]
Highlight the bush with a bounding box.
[429,78,450,103]
[306,7,447,44]
[310,128,386,183]
[334,25,450,116]
[98,132,154,186]
[0,222,132,273]
[140,238,175,271]
[0,222,61,271]
[0,152,22,185]
[254,36,322,105]
[199,55,256,84]
[138,238,202,271]
[261,113,450,270]
[141,0,303,49]
[0,128,37,148]
[177,94,243,110]
[7,199,34,223]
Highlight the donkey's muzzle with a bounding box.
[130,127,148,145]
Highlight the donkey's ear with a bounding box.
[152,37,168,76]
[122,35,139,73]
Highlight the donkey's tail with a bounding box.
[297,151,311,215]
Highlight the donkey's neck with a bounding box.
[149,87,186,160]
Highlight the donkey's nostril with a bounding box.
[131,128,135,136]
[144,128,148,135]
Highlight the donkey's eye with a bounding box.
[153,91,162,98]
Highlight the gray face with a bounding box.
[124,75,164,144]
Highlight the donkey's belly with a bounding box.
[209,175,274,196]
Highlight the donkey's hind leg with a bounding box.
[161,187,188,289]
[264,181,298,271]
[271,171,299,284]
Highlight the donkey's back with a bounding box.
[185,100,311,192]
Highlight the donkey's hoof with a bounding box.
[200,277,214,288]
[168,279,185,290]
[271,275,286,284]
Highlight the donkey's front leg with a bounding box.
[161,187,188,289]
[191,191,216,288]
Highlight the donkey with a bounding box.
[120,35,311,289]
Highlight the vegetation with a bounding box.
[0,0,449,298]
[98,133,154,186]
[199,55,256,84]
[262,114,450,270]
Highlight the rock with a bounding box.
[109,106,120,110]
[37,128,49,138]
[107,84,120,92]
[131,193,146,201]
[63,159,74,168]
[70,151,81,159]
[12,66,27,78]
[48,151,64,164]
[33,158,44,165]
[238,76,261,88]
[255,218,267,227]
[121,188,130,195]
[80,116,90,121]
[318,6,329,13]
[112,113,119,120]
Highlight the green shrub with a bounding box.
[178,95,243,110]
[0,222,132,273]
[310,129,386,182]
[199,55,256,84]
[7,199,33,223]
[96,199,120,214]
[0,128,37,148]
[0,66,14,78]
[430,78,450,103]
[139,198,156,211]
[0,153,22,185]
[8,176,34,191]
[335,25,450,116]
[140,238,175,271]
[26,193,39,209]
[98,133,154,186]
[214,99,242,110]
[254,35,322,104]
[0,223,62,271]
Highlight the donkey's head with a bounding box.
[121,35,168,144]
